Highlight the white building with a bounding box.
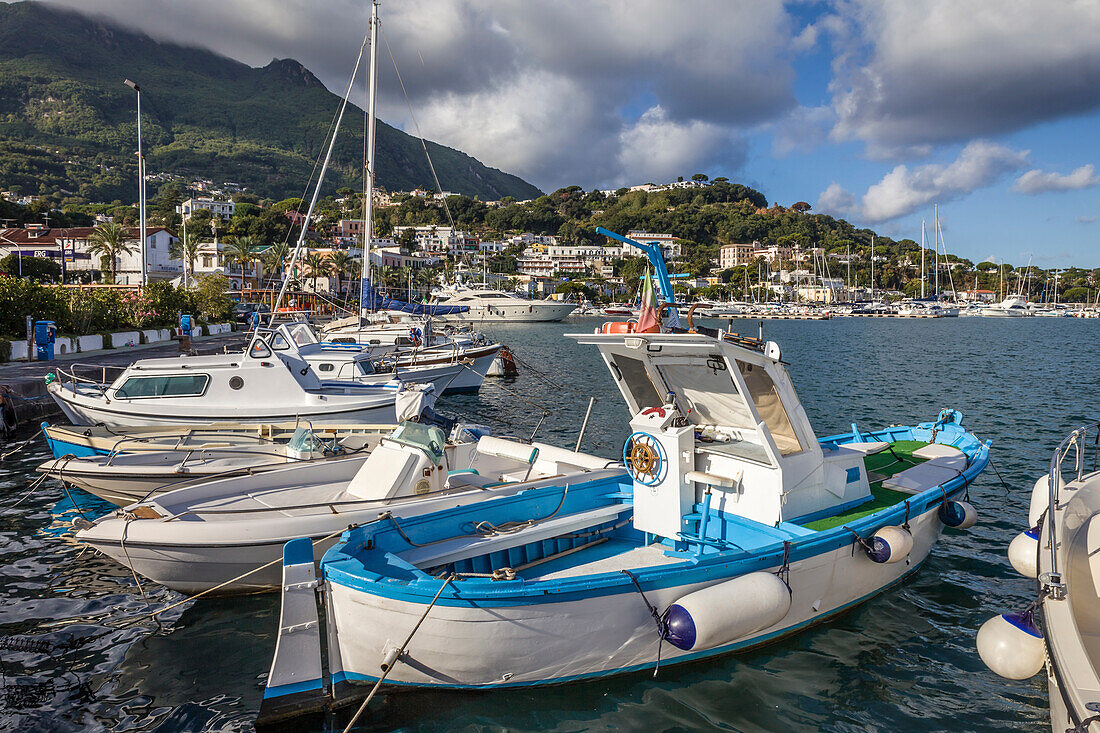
[176,197,235,221]
[0,225,181,284]
[622,231,682,259]
[719,241,760,269]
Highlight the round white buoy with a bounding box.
[867,526,913,564]
[976,611,1045,679]
[1008,527,1041,579]
[939,500,978,529]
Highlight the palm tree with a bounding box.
[304,252,331,292]
[263,241,291,287]
[330,250,357,295]
[223,236,263,289]
[86,222,138,284]
[169,227,203,287]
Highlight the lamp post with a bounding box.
[124,78,147,286]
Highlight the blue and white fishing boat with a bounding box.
[257,244,992,724]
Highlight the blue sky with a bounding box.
[37,0,1100,267]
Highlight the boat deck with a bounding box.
[801,440,931,531]
[530,541,671,581]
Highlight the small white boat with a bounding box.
[978,421,1100,732]
[44,330,431,427]
[38,424,394,506]
[73,421,620,595]
[257,322,991,722]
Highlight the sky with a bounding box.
[35,0,1100,267]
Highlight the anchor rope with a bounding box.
[620,568,665,678]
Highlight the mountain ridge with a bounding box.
[0,2,542,202]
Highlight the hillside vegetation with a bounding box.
[0,2,541,203]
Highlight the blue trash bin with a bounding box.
[34,321,55,361]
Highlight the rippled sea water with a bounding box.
[1,316,1097,732]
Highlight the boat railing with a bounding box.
[1045,420,1100,600]
[52,363,127,395]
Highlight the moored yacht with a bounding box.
[981,295,1032,317]
[429,284,577,322]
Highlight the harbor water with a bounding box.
[1,316,1097,731]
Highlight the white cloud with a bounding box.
[817,140,1028,223]
[816,182,857,218]
[1077,215,1097,224]
[826,0,1100,155]
[43,0,799,191]
[616,106,746,188]
[771,105,834,156]
[1013,165,1100,195]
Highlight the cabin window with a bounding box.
[656,361,755,428]
[270,333,291,350]
[736,361,803,455]
[249,339,272,358]
[115,374,210,399]
[611,355,663,410]
[318,363,335,372]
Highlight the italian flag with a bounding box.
[636,269,659,332]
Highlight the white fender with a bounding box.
[663,572,791,651]
[867,525,913,564]
[1007,527,1040,579]
[976,612,1045,679]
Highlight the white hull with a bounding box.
[435,303,577,323]
[48,381,398,428]
[327,508,942,688]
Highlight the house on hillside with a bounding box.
[0,225,180,284]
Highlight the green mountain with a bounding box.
[0,2,542,203]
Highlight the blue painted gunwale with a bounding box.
[41,422,105,458]
[320,420,990,609]
[328,558,928,690]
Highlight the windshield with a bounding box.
[656,359,755,428]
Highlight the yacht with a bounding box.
[981,295,1032,317]
[429,284,577,322]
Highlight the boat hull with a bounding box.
[434,303,577,323]
[47,381,398,427]
[325,506,944,689]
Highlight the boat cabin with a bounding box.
[571,329,872,533]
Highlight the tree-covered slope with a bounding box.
[0,2,542,202]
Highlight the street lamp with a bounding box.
[124,78,147,286]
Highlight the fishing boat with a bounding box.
[72,420,620,595]
[257,233,991,723]
[44,329,432,427]
[978,421,1100,733]
[37,423,395,506]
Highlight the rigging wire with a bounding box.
[380,27,456,234]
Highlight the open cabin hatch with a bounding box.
[570,330,871,529]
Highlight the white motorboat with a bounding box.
[256,321,991,722]
[38,424,394,506]
[73,421,621,595]
[979,421,1100,732]
[44,330,434,427]
[981,295,1032,317]
[262,322,468,395]
[429,284,577,322]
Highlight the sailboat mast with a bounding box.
[933,205,940,297]
[360,0,379,323]
[920,219,926,299]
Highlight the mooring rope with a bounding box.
[620,568,666,678]
[340,574,455,733]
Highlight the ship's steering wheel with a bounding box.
[623,432,666,486]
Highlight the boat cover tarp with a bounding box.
[359,280,469,315]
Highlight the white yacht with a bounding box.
[981,295,1032,317]
[429,284,577,322]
